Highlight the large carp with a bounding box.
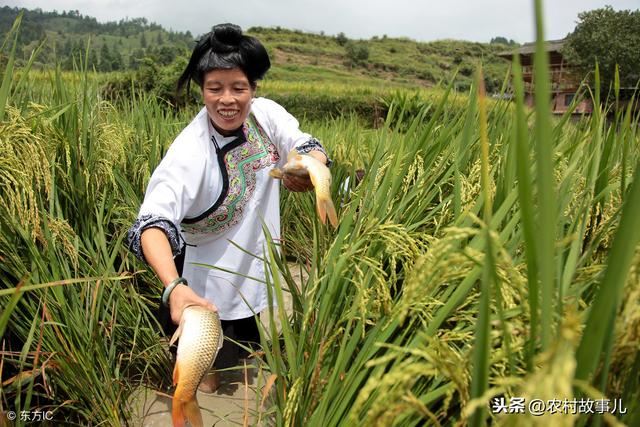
[170,305,223,427]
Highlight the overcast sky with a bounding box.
[2,0,638,43]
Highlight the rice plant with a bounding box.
[1,2,639,425]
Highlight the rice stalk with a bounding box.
[575,161,640,382]
[532,0,558,351]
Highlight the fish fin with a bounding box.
[316,196,327,224]
[171,397,185,427]
[172,369,201,427]
[171,369,186,427]
[184,397,203,427]
[327,200,339,228]
[269,168,284,179]
[317,197,338,228]
[217,330,224,352]
[168,319,184,347]
[172,400,185,427]
[172,362,180,387]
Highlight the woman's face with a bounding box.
[202,68,255,136]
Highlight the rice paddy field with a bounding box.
[2,4,640,427]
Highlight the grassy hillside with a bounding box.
[1,7,513,93]
[250,26,512,92]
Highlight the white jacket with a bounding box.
[133,97,324,320]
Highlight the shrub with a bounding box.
[335,32,348,46]
[101,55,197,107]
[344,41,369,67]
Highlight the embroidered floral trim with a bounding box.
[182,114,279,235]
[295,138,333,167]
[127,214,184,263]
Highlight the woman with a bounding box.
[127,23,330,391]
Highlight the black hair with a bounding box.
[177,23,270,93]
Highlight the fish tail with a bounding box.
[317,197,338,228]
[327,201,339,228]
[184,397,204,427]
[172,397,186,427]
[172,388,203,427]
[172,363,185,427]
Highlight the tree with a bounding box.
[490,36,517,45]
[563,6,640,90]
[111,47,123,71]
[61,38,73,56]
[156,45,178,66]
[86,44,99,70]
[335,32,348,46]
[344,41,369,67]
[99,43,113,71]
[129,48,146,69]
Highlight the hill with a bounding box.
[249,26,512,93]
[0,6,194,71]
[1,7,514,93]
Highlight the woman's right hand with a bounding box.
[169,284,217,324]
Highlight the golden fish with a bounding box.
[170,305,223,427]
[270,150,339,228]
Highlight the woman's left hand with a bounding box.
[282,149,327,192]
[283,173,314,192]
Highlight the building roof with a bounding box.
[497,39,565,58]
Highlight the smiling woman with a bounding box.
[126,23,331,396]
[202,68,255,135]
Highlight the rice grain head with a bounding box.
[0,106,53,241]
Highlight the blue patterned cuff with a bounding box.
[295,138,333,167]
[127,214,184,263]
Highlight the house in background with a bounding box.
[498,39,593,115]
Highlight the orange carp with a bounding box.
[170,305,223,427]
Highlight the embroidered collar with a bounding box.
[208,118,249,149]
[181,113,279,234]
